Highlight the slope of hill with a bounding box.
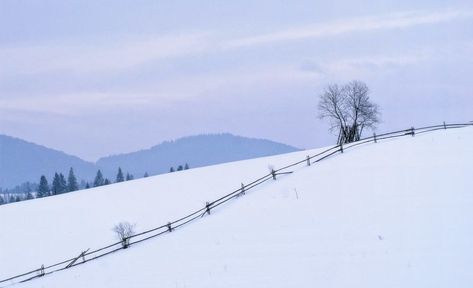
[0,135,97,189]
[1,127,472,287]
[96,133,300,177]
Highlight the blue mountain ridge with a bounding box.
[0,133,300,189]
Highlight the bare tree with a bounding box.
[318,80,380,144]
[318,83,348,144]
[113,222,136,249]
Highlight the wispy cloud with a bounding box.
[1,7,471,117]
[0,44,464,116]
[224,9,473,48]
[0,61,320,116]
[0,32,212,74]
[1,8,471,77]
[326,51,432,72]
[0,92,152,116]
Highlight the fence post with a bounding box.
[205,202,211,215]
[66,249,90,269]
[411,127,415,137]
[122,237,129,249]
[443,121,447,130]
[271,169,276,180]
[241,183,245,195]
[340,143,344,153]
[39,265,45,277]
[373,133,377,143]
[306,155,311,166]
[167,222,172,232]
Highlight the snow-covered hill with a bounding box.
[1,126,472,288]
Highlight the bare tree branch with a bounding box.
[113,221,136,248]
[318,80,380,144]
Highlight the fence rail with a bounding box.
[1,121,472,286]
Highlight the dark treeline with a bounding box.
[1,163,194,206]
[0,166,158,206]
[169,163,190,173]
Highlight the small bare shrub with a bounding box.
[113,221,136,248]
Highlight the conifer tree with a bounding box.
[85,182,90,189]
[52,173,67,195]
[93,170,105,187]
[177,165,183,171]
[67,167,79,192]
[25,192,34,200]
[52,173,60,195]
[116,167,124,183]
[0,195,4,205]
[38,175,50,198]
[169,167,175,173]
[184,163,189,170]
[125,173,134,181]
[143,172,149,178]
[59,173,67,193]
[104,178,111,185]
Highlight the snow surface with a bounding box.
[1,127,473,288]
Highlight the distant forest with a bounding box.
[0,164,190,206]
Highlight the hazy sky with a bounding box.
[1,0,472,161]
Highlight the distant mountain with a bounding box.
[0,135,97,189]
[0,133,300,190]
[97,134,300,177]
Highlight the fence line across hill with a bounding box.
[1,121,472,286]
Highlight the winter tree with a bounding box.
[318,80,380,144]
[125,173,134,181]
[169,167,175,173]
[52,173,60,195]
[67,168,79,192]
[177,165,183,171]
[60,173,67,192]
[0,195,4,205]
[104,178,111,185]
[93,170,105,187]
[116,167,124,183]
[37,175,50,198]
[52,173,67,195]
[113,222,135,249]
[184,163,189,170]
[143,172,149,178]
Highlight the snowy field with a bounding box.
[1,126,472,287]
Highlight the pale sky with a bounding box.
[1,0,472,161]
